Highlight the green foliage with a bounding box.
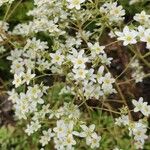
[0,125,40,150]
[119,0,150,20]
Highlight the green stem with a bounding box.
[128,46,150,68]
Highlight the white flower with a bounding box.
[130,59,145,83]
[90,132,101,149]
[39,129,55,146]
[141,105,150,117]
[70,49,88,69]
[24,38,48,51]
[134,11,150,27]
[115,115,129,126]
[137,25,145,40]
[59,86,71,95]
[25,123,34,136]
[13,74,24,88]
[79,124,95,144]
[128,121,148,146]
[83,82,94,99]
[33,104,50,120]
[79,124,95,135]
[72,68,88,80]
[63,102,81,120]
[74,124,101,148]
[134,128,148,143]
[100,2,125,24]
[53,120,76,149]
[53,120,67,138]
[10,60,24,75]
[132,71,145,83]
[22,69,35,85]
[8,89,19,103]
[54,137,65,150]
[51,65,63,74]
[25,121,41,136]
[109,30,117,38]
[109,3,125,22]
[132,97,150,116]
[66,36,82,48]
[86,69,96,83]
[115,26,138,46]
[134,141,144,149]
[102,73,115,93]
[67,0,85,10]
[140,28,150,49]
[93,85,103,99]
[96,66,104,84]
[50,50,65,65]
[88,42,105,58]
[7,49,23,61]
[49,108,64,119]
[27,85,43,99]
[99,53,113,66]
[64,134,76,149]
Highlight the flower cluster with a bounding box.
[115,10,150,50]
[116,116,148,149]
[8,84,48,119]
[130,59,145,83]
[50,103,101,150]
[49,44,116,100]
[100,2,125,24]
[13,0,68,37]
[74,124,101,149]
[0,0,149,149]
[115,97,150,149]
[23,102,101,149]
[7,38,49,87]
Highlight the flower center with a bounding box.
[72,0,80,5]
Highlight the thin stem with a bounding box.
[3,4,12,22]
[6,0,23,21]
[128,45,150,68]
[116,55,136,80]
[91,106,121,114]
[143,52,150,58]
[105,65,133,120]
